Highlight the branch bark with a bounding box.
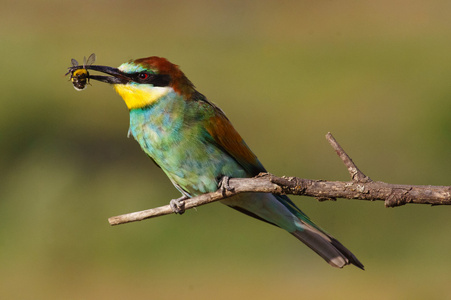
[108,132,451,226]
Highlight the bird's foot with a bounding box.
[218,176,234,195]
[170,195,188,215]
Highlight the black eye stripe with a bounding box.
[133,72,171,87]
[150,74,172,87]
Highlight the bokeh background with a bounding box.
[2,0,451,299]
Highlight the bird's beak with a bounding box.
[74,65,132,84]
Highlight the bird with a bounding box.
[72,56,364,269]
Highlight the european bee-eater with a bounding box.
[70,56,364,269]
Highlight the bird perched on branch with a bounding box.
[67,56,364,269]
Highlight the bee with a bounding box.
[66,53,96,91]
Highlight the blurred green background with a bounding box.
[1,0,451,299]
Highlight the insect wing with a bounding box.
[71,58,79,67]
[85,53,96,66]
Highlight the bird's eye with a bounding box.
[138,73,149,80]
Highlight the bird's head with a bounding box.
[83,57,195,109]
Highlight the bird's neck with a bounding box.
[127,90,187,137]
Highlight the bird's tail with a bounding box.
[269,193,364,269]
[291,220,364,269]
[223,193,364,269]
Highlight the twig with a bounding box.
[108,133,451,226]
[326,132,372,183]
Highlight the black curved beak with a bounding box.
[87,65,131,84]
[69,65,132,84]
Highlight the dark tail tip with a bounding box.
[350,256,365,270]
[330,238,364,270]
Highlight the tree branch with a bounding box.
[108,133,451,226]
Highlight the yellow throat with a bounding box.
[114,84,172,109]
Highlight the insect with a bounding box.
[65,53,96,91]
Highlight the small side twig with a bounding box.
[326,132,372,183]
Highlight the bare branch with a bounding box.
[108,133,451,226]
[108,176,282,225]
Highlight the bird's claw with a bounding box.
[170,196,187,214]
[218,176,234,195]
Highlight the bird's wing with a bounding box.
[200,98,310,219]
[204,106,266,177]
